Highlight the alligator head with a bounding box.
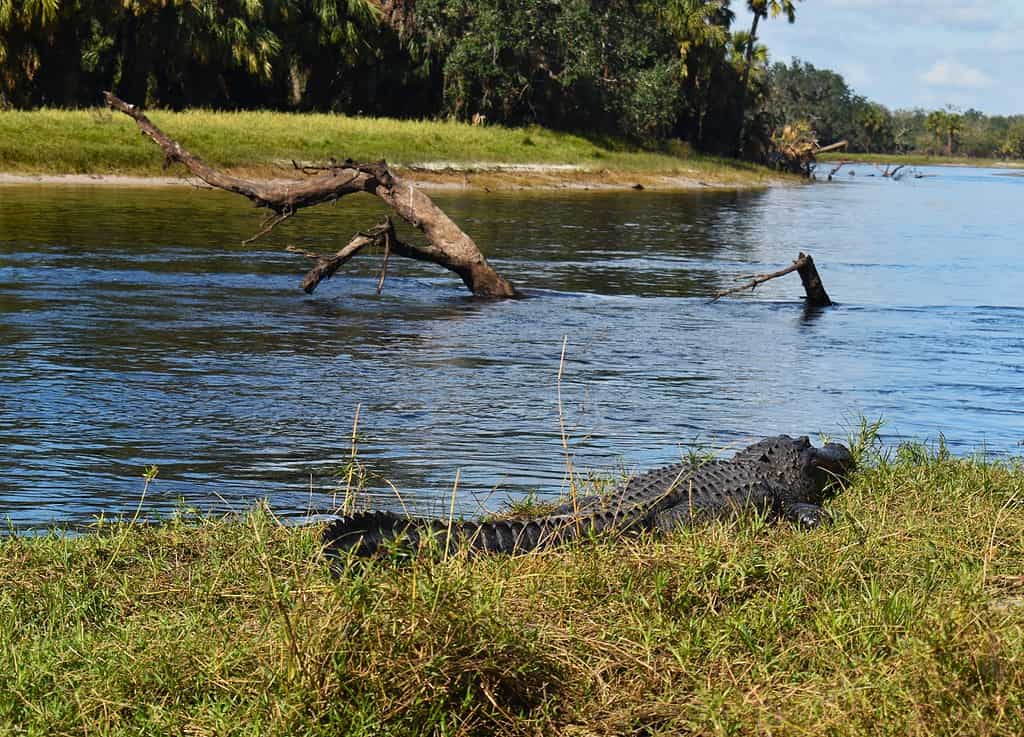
[799,437,855,501]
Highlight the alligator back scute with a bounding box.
[547,462,696,516]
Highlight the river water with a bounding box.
[1,165,1021,528]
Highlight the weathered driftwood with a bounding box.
[884,164,906,179]
[710,252,833,307]
[103,92,519,298]
[815,140,849,155]
[829,160,907,180]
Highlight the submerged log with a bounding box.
[103,93,518,299]
[710,252,833,307]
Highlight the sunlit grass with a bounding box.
[2,431,1022,735]
[0,108,780,185]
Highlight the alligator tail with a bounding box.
[321,511,429,558]
[322,508,628,559]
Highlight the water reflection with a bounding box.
[0,169,1022,528]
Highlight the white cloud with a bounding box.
[734,0,1022,114]
[921,60,994,89]
[824,0,1008,30]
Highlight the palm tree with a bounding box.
[0,0,111,106]
[656,0,734,147]
[267,0,380,108]
[925,108,962,157]
[736,0,800,156]
[857,102,890,153]
[112,0,285,107]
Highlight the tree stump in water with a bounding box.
[710,252,833,307]
[794,252,832,306]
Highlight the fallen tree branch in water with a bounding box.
[710,252,833,307]
[103,92,519,298]
[285,217,422,294]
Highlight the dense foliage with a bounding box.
[0,0,764,155]
[0,0,1019,160]
[0,0,382,110]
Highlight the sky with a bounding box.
[732,0,1024,116]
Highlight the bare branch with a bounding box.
[710,256,808,302]
[243,210,293,244]
[287,235,377,293]
[376,221,392,296]
[286,219,392,293]
[814,140,849,154]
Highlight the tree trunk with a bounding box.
[288,57,310,109]
[795,253,832,307]
[735,12,761,157]
[103,93,519,299]
[116,14,149,106]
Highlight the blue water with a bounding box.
[0,165,1021,528]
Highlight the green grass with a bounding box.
[2,436,1022,736]
[0,108,776,184]
[818,151,1024,169]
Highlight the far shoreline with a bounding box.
[0,166,792,192]
[3,156,1018,193]
[817,152,1024,170]
[0,109,788,192]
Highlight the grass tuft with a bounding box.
[2,445,1022,735]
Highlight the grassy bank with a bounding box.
[817,151,1024,169]
[2,439,1022,736]
[0,108,778,188]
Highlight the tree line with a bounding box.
[0,0,804,157]
[2,0,1019,161]
[766,60,1024,160]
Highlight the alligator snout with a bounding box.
[806,442,855,489]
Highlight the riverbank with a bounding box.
[818,151,1024,169]
[0,108,786,190]
[3,440,1021,736]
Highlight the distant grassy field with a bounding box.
[818,151,1024,169]
[0,108,778,186]
[2,432,1022,736]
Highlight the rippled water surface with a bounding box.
[1,166,1022,527]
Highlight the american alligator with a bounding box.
[321,435,853,559]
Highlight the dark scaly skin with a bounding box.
[321,435,854,559]
[321,507,633,557]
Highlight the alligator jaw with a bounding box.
[804,442,855,495]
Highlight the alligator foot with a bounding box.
[781,502,833,529]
